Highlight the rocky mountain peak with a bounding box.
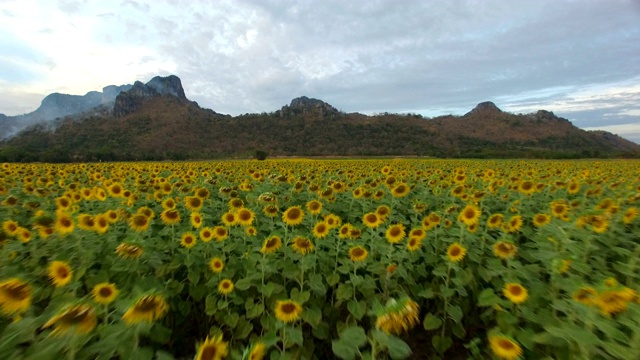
[278,96,339,118]
[113,75,187,117]
[465,101,502,116]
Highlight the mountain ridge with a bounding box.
[1,75,639,161]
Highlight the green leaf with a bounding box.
[224,312,239,328]
[423,313,442,331]
[286,326,303,346]
[336,284,352,301]
[235,278,252,291]
[155,350,175,360]
[477,288,499,307]
[418,287,435,299]
[189,284,206,301]
[246,302,264,319]
[387,335,412,359]
[308,275,326,294]
[332,339,357,360]
[234,318,253,340]
[347,300,366,320]
[149,324,172,344]
[187,270,200,285]
[432,335,453,354]
[447,305,463,323]
[349,274,363,286]
[291,290,310,304]
[302,305,322,327]
[339,326,367,348]
[205,294,217,315]
[440,287,455,298]
[327,273,341,286]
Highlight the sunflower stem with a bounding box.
[440,263,452,340]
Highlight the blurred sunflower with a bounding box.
[212,226,228,241]
[572,286,597,305]
[362,212,381,228]
[312,221,330,239]
[180,232,197,249]
[221,212,238,227]
[292,236,314,255]
[129,214,151,232]
[190,212,203,228]
[260,235,282,254]
[263,205,279,217]
[348,246,368,262]
[306,200,323,215]
[282,206,304,226]
[458,204,481,226]
[503,283,528,304]
[122,294,169,324]
[385,224,406,244]
[274,299,302,323]
[532,213,550,227]
[200,227,214,242]
[406,237,422,252]
[493,241,517,260]
[209,257,224,273]
[116,243,143,259]
[375,297,419,335]
[0,278,32,315]
[185,196,204,212]
[195,335,228,360]
[487,214,503,229]
[92,283,118,304]
[218,279,234,295]
[488,334,522,360]
[236,208,255,226]
[248,342,266,360]
[48,261,73,287]
[42,304,97,336]
[446,242,467,262]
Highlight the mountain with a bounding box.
[0,84,132,139]
[1,76,639,162]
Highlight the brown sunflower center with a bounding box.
[352,248,365,257]
[134,297,159,312]
[280,303,297,314]
[389,227,401,237]
[200,345,218,360]
[166,210,179,219]
[509,286,522,296]
[365,214,378,223]
[296,239,311,248]
[498,339,515,350]
[266,238,279,248]
[59,307,91,324]
[450,247,461,257]
[463,209,476,219]
[99,287,113,298]
[287,208,301,220]
[133,216,148,227]
[3,283,30,300]
[57,266,70,278]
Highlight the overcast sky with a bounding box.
[1,0,640,142]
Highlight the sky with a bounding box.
[1,0,640,142]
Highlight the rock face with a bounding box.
[277,96,339,118]
[464,101,502,116]
[114,75,187,117]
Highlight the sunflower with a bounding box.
[137,206,155,219]
[105,210,119,223]
[190,212,203,228]
[518,180,535,195]
[339,224,353,239]
[274,299,303,323]
[391,183,409,197]
[375,297,420,335]
[506,215,523,233]
[221,212,238,227]
[312,221,330,239]
[623,207,638,224]
[0,278,32,315]
[17,227,32,243]
[77,214,96,231]
[348,227,362,240]
[503,283,528,304]
[185,196,204,212]
[487,214,503,229]
[212,226,229,241]
[376,205,391,220]
[107,183,125,198]
[595,290,630,317]
[209,257,225,273]
[200,227,214,242]
[323,214,342,229]
[54,212,74,235]
[306,200,323,215]
[385,224,406,244]
[245,226,257,236]
[493,241,517,260]
[228,198,244,210]
[236,208,255,226]
[567,181,580,194]
[589,216,609,233]
[248,342,266,360]
[48,261,73,287]
[282,206,304,226]
[409,228,426,241]
[292,236,314,255]
[362,212,381,228]
[261,235,282,254]
[129,214,150,232]
[572,286,597,305]
[458,204,481,226]
[532,213,550,227]
[218,279,234,295]
[263,205,279,217]
[161,198,177,210]
[42,304,97,336]
[180,232,197,249]
[446,242,467,262]
[92,283,119,305]
[349,246,368,262]
[2,220,19,236]
[195,335,228,360]
[194,187,210,200]
[116,243,143,259]
[551,202,568,218]
[488,334,522,360]
[55,196,72,211]
[406,237,422,252]
[122,294,169,325]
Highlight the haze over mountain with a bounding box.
[0,75,638,162]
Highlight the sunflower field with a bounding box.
[0,159,639,360]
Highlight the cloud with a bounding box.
[0,0,638,148]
